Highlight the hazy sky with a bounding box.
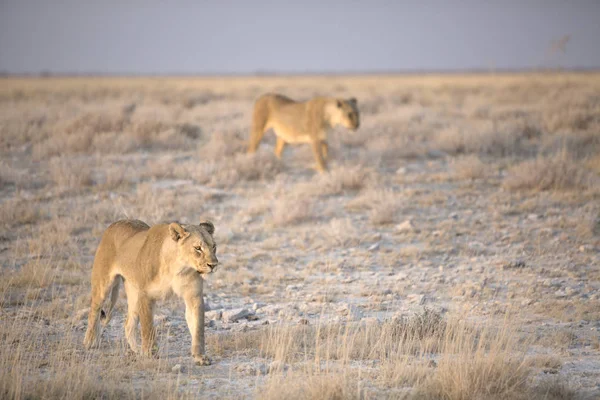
[1,1,599,74]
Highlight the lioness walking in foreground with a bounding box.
[83,219,218,366]
[247,94,360,172]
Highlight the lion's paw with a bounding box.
[194,354,212,366]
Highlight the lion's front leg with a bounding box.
[138,296,157,357]
[184,291,211,366]
[311,139,327,173]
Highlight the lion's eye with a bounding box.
[194,246,203,253]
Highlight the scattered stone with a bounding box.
[247,314,260,321]
[269,361,288,373]
[407,294,426,305]
[252,302,266,311]
[338,303,363,321]
[396,220,416,233]
[222,308,253,323]
[565,287,579,296]
[286,284,303,292]
[521,298,534,306]
[503,259,527,269]
[260,305,282,316]
[235,363,268,376]
[203,297,211,311]
[554,290,567,298]
[171,364,186,374]
[205,310,222,321]
[72,308,89,324]
[368,243,380,251]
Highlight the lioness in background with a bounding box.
[247,94,360,172]
[83,219,218,366]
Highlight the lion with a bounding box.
[83,219,218,366]
[247,94,360,172]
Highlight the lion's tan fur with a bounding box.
[247,93,360,172]
[83,219,218,365]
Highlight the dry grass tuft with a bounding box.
[49,158,94,189]
[198,130,247,160]
[347,189,400,225]
[0,199,45,228]
[503,153,597,192]
[271,197,314,227]
[451,155,489,180]
[259,373,359,400]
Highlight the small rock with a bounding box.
[565,287,579,296]
[269,361,288,372]
[503,259,526,269]
[407,294,426,305]
[521,298,534,306]
[171,364,186,374]
[260,305,282,316]
[338,303,363,321]
[205,310,222,321]
[72,308,89,324]
[368,242,380,251]
[252,302,266,311]
[222,308,253,323]
[555,290,567,298]
[286,284,303,292]
[396,220,416,233]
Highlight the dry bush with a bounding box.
[529,377,576,400]
[198,152,282,187]
[259,373,359,400]
[198,130,246,161]
[346,189,400,225]
[415,322,531,400]
[2,258,58,291]
[451,155,489,180]
[503,154,598,192]
[434,119,539,157]
[128,120,168,146]
[0,199,44,228]
[542,105,600,134]
[541,131,600,160]
[271,197,313,227]
[291,166,369,198]
[49,157,94,189]
[253,312,557,400]
[0,321,175,400]
[0,161,24,188]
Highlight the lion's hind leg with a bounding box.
[248,98,270,153]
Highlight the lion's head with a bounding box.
[330,98,360,131]
[169,221,218,275]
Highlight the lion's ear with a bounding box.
[348,97,357,106]
[199,220,215,235]
[169,222,188,242]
